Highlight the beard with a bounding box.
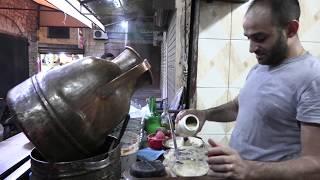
[258,31,288,66]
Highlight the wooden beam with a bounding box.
[186,0,200,108]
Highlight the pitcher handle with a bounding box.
[97,59,152,98]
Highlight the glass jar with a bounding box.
[163,146,209,177]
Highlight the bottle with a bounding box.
[160,98,170,129]
[145,97,161,134]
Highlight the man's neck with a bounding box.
[287,37,305,59]
[269,45,305,68]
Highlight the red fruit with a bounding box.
[155,130,165,140]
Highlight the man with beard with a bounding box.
[175,0,320,179]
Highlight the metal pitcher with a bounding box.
[6,46,152,162]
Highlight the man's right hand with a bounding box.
[174,109,206,134]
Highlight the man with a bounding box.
[175,0,320,179]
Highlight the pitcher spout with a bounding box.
[111,46,144,72]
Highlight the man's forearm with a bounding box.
[203,98,238,123]
[246,156,320,180]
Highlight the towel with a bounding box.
[137,147,165,161]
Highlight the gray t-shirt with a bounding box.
[230,52,320,161]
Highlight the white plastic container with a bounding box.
[175,114,200,137]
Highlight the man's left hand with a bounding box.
[206,139,250,180]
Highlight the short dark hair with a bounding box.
[247,0,300,28]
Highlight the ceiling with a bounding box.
[80,0,155,26]
[33,0,174,42]
[79,0,175,42]
[33,0,174,29]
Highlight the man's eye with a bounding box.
[253,36,266,42]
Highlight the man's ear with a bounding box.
[286,20,299,38]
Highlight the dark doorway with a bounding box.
[0,33,29,98]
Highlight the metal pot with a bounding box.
[30,136,121,180]
[6,46,152,162]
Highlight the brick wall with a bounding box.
[83,28,105,57]
[0,0,38,76]
[38,27,79,45]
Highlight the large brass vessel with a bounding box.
[7,47,152,162]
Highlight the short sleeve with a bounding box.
[297,76,320,123]
[246,64,259,80]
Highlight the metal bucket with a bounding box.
[30,136,121,180]
[7,46,153,162]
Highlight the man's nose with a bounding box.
[249,41,258,53]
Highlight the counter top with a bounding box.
[123,169,219,180]
[125,176,219,180]
[0,133,33,179]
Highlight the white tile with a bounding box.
[229,40,256,88]
[199,121,226,134]
[301,42,320,59]
[227,88,241,101]
[299,0,320,42]
[230,0,320,42]
[224,122,235,135]
[197,39,230,87]
[231,1,252,39]
[226,134,232,142]
[199,1,232,39]
[196,87,228,110]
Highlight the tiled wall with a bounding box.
[196,0,320,145]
